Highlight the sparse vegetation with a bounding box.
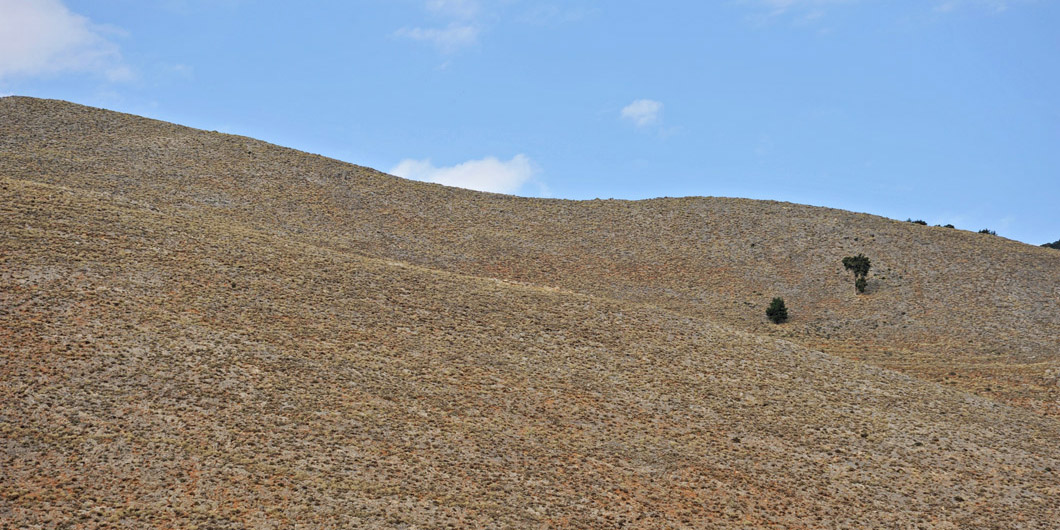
[979,229,997,235]
[907,219,928,225]
[843,254,871,294]
[4,97,1060,529]
[766,297,788,324]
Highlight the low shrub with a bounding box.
[979,229,997,235]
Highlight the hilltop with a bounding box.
[2,96,1059,528]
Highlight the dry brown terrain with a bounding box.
[2,96,1059,528]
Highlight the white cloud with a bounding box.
[621,99,663,127]
[395,24,479,54]
[426,0,479,19]
[0,0,130,81]
[169,63,193,79]
[390,154,537,194]
[934,0,1025,13]
[743,0,864,24]
[519,4,600,25]
[750,0,856,15]
[397,0,483,54]
[749,0,1029,17]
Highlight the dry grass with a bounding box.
[2,97,1059,528]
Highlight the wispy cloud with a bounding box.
[749,0,857,16]
[519,4,600,26]
[934,0,1027,13]
[397,0,482,54]
[621,99,663,127]
[748,0,1031,17]
[398,1,597,55]
[426,0,479,19]
[0,0,131,81]
[395,24,479,54]
[390,154,539,195]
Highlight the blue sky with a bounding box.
[2,0,1057,245]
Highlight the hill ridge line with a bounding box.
[10,94,1054,252]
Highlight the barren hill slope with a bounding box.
[2,96,1058,415]
[4,172,1060,528]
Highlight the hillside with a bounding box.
[2,96,1059,527]
[2,97,1058,417]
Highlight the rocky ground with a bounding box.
[2,97,1059,528]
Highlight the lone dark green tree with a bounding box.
[842,254,871,294]
[766,297,788,324]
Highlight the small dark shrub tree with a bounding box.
[979,228,997,235]
[908,219,927,225]
[1043,239,1060,250]
[766,297,788,324]
[842,254,871,294]
[943,224,955,229]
